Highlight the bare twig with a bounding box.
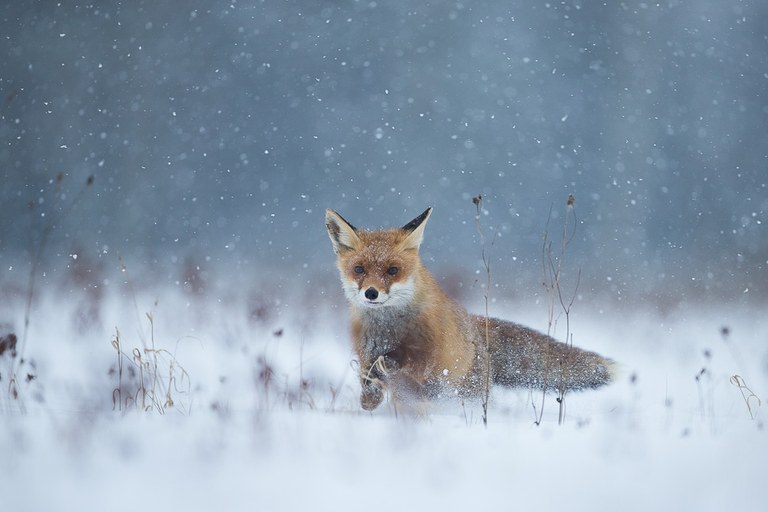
[535,194,581,425]
[110,308,191,414]
[13,174,94,408]
[473,195,495,427]
[21,175,94,361]
[730,374,761,420]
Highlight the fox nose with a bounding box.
[364,287,379,301]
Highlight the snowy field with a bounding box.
[2,280,766,512]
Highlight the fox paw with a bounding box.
[360,385,384,411]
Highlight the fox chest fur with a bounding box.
[350,285,483,392]
[351,296,486,410]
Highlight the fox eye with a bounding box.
[353,266,365,274]
[386,266,399,276]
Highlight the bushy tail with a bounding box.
[483,317,614,391]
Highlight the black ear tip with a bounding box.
[401,207,433,232]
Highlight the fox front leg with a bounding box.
[359,354,399,411]
[358,354,428,410]
[360,382,384,411]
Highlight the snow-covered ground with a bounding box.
[1,283,766,511]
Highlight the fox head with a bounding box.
[325,207,432,309]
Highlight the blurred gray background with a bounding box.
[2,1,766,305]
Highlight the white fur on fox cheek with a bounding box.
[382,276,415,307]
[341,279,361,303]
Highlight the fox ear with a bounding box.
[400,207,432,251]
[326,209,361,254]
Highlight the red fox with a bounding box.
[325,207,614,411]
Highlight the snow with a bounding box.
[6,408,763,511]
[2,285,765,511]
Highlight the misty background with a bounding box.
[1,0,766,309]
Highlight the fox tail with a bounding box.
[486,318,615,391]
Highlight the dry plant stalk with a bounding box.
[110,307,191,414]
[730,374,761,420]
[473,195,495,427]
[534,193,580,426]
[20,174,94,363]
[12,174,94,409]
[0,333,23,410]
[694,349,717,433]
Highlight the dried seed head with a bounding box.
[0,333,17,358]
